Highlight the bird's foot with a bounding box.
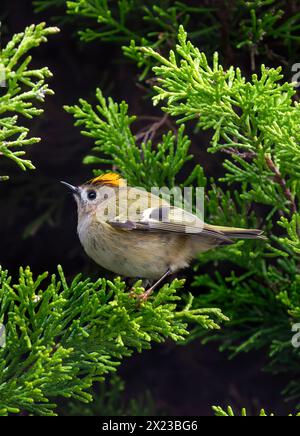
[129,270,172,304]
[136,287,154,303]
[128,279,153,302]
[129,287,153,303]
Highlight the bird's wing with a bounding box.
[107,205,233,243]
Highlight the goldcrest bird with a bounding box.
[62,173,265,299]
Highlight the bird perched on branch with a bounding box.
[62,173,265,300]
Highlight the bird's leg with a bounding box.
[138,269,172,302]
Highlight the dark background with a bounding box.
[0,0,295,416]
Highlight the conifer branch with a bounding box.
[65,89,206,190]
[0,265,227,415]
[0,23,59,180]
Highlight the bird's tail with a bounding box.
[204,224,266,244]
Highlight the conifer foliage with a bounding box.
[0,23,58,180]
[0,265,226,415]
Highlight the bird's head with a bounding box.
[61,173,126,219]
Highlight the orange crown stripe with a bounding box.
[89,173,126,187]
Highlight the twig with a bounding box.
[223,147,257,160]
[265,156,297,216]
[135,113,175,143]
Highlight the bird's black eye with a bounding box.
[87,190,97,201]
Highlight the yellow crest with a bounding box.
[88,172,126,187]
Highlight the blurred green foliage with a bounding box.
[213,405,300,416]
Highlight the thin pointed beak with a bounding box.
[61,181,80,196]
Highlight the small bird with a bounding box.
[62,173,265,300]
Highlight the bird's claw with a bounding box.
[129,287,153,304]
